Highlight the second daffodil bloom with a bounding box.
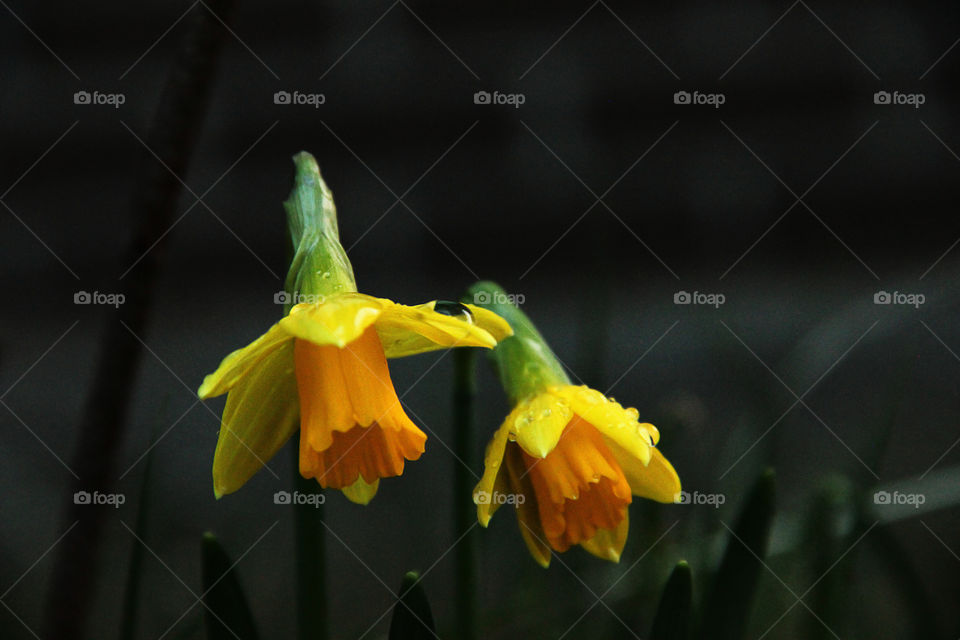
[468,282,681,566]
[198,153,511,504]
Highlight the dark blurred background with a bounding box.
[3,1,960,638]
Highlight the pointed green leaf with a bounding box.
[202,532,259,640]
[700,468,775,640]
[388,571,436,640]
[650,561,692,640]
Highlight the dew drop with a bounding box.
[433,300,474,324]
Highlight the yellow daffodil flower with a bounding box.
[198,154,511,504]
[468,282,680,566]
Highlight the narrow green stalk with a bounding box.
[292,445,327,640]
[465,281,569,404]
[453,347,478,640]
[282,153,334,640]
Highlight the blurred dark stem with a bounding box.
[292,445,328,640]
[453,347,478,640]
[119,396,168,640]
[43,2,236,637]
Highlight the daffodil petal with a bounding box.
[198,323,293,399]
[376,301,509,358]
[607,441,682,503]
[504,444,552,568]
[460,303,513,342]
[508,392,573,459]
[279,294,387,348]
[341,476,379,505]
[212,341,299,498]
[580,510,629,563]
[475,421,512,526]
[552,385,654,466]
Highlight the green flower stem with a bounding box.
[292,445,327,640]
[283,156,334,639]
[283,152,357,311]
[453,347,478,640]
[465,281,569,404]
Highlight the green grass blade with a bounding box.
[650,560,692,640]
[389,571,437,640]
[699,468,776,640]
[201,532,259,640]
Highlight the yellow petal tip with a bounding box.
[342,476,379,505]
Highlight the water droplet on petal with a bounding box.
[433,300,474,324]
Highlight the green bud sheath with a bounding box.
[464,281,569,405]
[283,152,357,311]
